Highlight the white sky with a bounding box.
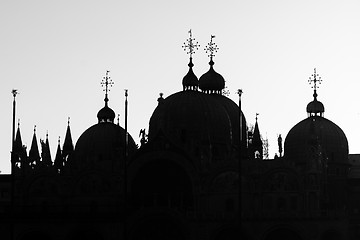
[1,0,360,173]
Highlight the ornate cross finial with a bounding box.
[182,29,200,58]
[205,35,219,61]
[308,68,322,99]
[101,71,114,104]
[308,68,322,90]
[256,113,259,122]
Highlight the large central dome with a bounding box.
[149,58,246,164]
[149,91,232,146]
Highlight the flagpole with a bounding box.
[237,89,243,233]
[11,89,18,240]
[124,89,128,240]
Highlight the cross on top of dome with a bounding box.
[306,68,324,117]
[308,68,322,99]
[97,71,115,123]
[101,70,114,106]
[205,35,219,65]
[182,29,200,59]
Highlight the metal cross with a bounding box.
[182,29,200,58]
[308,68,322,90]
[101,70,114,95]
[205,35,219,59]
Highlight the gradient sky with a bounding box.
[1,0,360,174]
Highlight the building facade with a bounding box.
[5,35,360,240]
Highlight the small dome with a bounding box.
[199,61,225,94]
[306,100,325,115]
[182,58,198,91]
[306,90,324,116]
[97,105,115,123]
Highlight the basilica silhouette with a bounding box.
[4,32,360,240]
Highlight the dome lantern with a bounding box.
[199,35,225,94]
[182,30,200,91]
[306,68,324,117]
[97,71,115,123]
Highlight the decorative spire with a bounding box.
[13,119,23,155]
[101,70,114,106]
[308,68,322,100]
[41,131,52,167]
[204,35,219,66]
[54,136,63,173]
[29,125,40,166]
[63,118,74,157]
[12,118,26,168]
[252,113,263,159]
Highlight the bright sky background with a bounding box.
[1,0,360,174]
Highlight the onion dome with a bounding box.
[199,60,225,94]
[199,35,225,94]
[182,30,200,91]
[182,58,198,91]
[306,90,324,117]
[97,104,115,123]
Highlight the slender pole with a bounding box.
[11,89,18,240]
[11,90,18,166]
[124,89,128,240]
[237,89,243,233]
